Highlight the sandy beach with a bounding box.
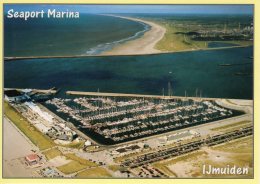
[3,117,39,177]
[101,15,166,56]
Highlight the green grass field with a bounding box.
[57,160,88,174]
[108,165,121,172]
[149,19,253,52]
[155,23,208,52]
[64,153,98,167]
[43,148,62,160]
[63,141,85,149]
[76,167,112,178]
[57,153,98,175]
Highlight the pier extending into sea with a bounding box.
[4,87,58,94]
[4,45,250,61]
[66,90,244,101]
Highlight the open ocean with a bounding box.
[4,14,149,56]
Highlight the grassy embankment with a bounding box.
[4,102,100,176]
[4,102,54,150]
[4,102,85,150]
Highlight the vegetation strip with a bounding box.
[4,102,54,150]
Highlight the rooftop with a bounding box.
[25,154,39,162]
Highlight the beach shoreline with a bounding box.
[4,14,253,58]
[100,15,166,56]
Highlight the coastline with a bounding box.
[4,45,251,61]
[100,15,166,56]
[4,14,253,59]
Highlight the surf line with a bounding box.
[85,15,151,55]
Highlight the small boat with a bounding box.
[218,64,232,66]
[235,72,251,76]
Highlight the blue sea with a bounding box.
[4,46,253,99]
[4,14,150,56]
[4,14,253,99]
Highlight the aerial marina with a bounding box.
[3,87,253,178]
[44,95,242,144]
[3,4,254,179]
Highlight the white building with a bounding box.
[25,102,54,123]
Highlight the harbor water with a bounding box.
[4,46,253,99]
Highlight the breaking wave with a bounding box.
[85,21,151,55]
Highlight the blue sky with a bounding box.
[4,4,253,15]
